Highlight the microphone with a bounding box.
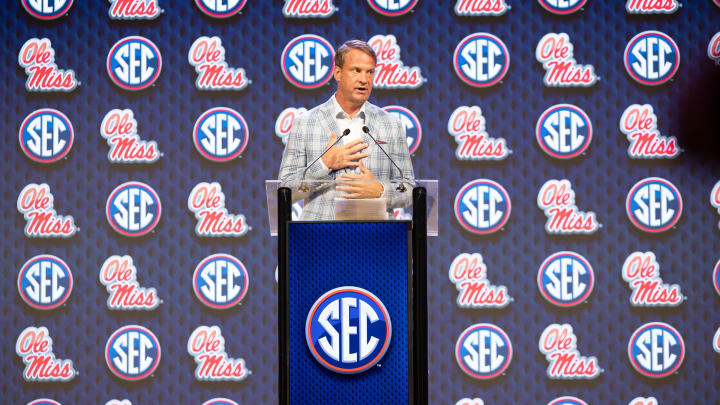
[298,128,351,192]
[362,126,408,192]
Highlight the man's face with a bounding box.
[334,49,375,109]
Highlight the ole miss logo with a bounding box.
[107,36,162,91]
[454,33,509,88]
[369,34,425,89]
[106,181,162,237]
[275,107,307,144]
[19,109,73,163]
[537,0,586,14]
[709,32,720,65]
[455,323,512,379]
[539,323,601,379]
[383,105,422,155]
[306,286,391,374]
[281,34,335,89]
[203,400,239,405]
[626,177,682,233]
[367,0,417,16]
[711,180,720,229]
[18,38,78,92]
[16,326,76,382]
[454,0,509,16]
[18,255,73,310]
[283,0,336,18]
[626,0,679,13]
[547,397,588,405]
[455,179,511,235]
[106,325,161,381]
[109,0,162,19]
[193,107,248,161]
[193,254,249,309]
[195,0,246,18]
[536,104,592,159]
[628,322,684,378]
[22,0,73,19]
[624,31,680,86]
[187,325,250,381]
[537,252,594,307]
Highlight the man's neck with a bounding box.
[334,92,363,118]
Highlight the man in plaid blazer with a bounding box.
[278,40,415,220]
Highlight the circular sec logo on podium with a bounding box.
[306,286,391,374]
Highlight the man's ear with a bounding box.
[333,66,341,82]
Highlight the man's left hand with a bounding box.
[337,161,383,199]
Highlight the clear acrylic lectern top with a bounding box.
[265,179,438,236]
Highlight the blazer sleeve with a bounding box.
[382,118,416,210]
[278,114,333,187]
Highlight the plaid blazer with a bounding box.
[278,97,415,220]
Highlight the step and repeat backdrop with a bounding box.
[2,1,720,404]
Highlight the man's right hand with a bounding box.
[321,132,370,170]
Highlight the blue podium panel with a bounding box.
[288,221,411,405]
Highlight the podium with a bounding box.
[266,180,437,405]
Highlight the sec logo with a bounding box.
[21,0,73,19]
[455,179,511,235]
[202,399,239,405]
[537,0,586,14]
[537,252,594,307]
[195,0,246,18]
[18,255,73,311]
[306,286,391,374]
[383,105,422,155]
[281,34,335,89]
[106,182,161,237]
[713,259,720,297]
[193,254,249,309]
[106,325,161,381]
[455,323,512,379]
[107,36,162,91]
[27,400,62,405]
[193,107,249,162]
[624,31,680,86]
[536,104,592,159]
[547,397,588,405]
[366,0,418,16]
[454,33,509,88]
[19,109,73,163]
[628,322,684,378]
[626,177,682,233]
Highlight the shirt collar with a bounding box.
[332,95,366,121]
